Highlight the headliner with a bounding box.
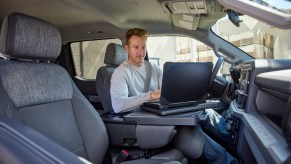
[0,0,225,43]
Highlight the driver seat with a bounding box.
[96,43,150,114]
[0,12,185,164]
[96,43,127,114]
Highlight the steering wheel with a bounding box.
[209,56,224,87]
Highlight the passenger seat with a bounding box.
[0,12,185,164]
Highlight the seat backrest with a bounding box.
[96,43,127,114]
[0,13,108,164]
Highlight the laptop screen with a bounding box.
[160,62,213,104]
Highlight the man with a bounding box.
[110,28,237,164]
[110,28,161,113]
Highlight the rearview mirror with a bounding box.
[227,10,242,27]
[218,0,291,29]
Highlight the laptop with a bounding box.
[142,62,213,113]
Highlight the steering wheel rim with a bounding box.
[209,56,224,87]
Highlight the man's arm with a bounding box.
[110,68,152,113]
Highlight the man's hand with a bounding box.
[150,90,161,100]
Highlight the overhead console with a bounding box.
[159,0,226,30]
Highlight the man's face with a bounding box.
[125,35,146,67]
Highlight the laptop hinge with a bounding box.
[160,96,169,105]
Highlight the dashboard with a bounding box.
[228,59,291,163]
[233,63,252,109]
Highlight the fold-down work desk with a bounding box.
[101,108,203,146]
[122,109,203,126]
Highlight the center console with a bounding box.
[224,62,254,146]
[234,62,252,110]
[102,107,209,158]
[228,59,291,164]
[102,108,203,148]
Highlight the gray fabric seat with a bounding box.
[96,43,150,114]
[0,12,185,164]
[96,43,127,114]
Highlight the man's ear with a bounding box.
[124,45,129,53]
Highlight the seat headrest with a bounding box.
[104,43,128,66]
[0,13,61,61]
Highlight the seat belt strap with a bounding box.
[144,61,152,93]
[116,150,129,164]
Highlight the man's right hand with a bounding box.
[150,90,161,100]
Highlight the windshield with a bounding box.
[254,0,291,14]
[212,9,291,59]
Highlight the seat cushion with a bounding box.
[0,61,72,108]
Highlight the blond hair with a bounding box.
[125,28,148,45]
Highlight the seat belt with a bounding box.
[116,150,129,164]
[143,61,152,93]
[115,148,163,163]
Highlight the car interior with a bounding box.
[0,0,291,164]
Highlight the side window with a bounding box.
[147,36,216,66]
[70,39,122,79]
[147,36,221,73]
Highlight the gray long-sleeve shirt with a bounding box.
[110,60,162,113]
